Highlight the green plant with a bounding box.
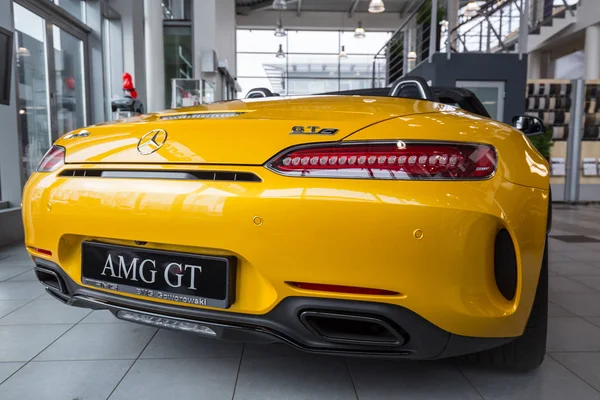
[528,127,554,160]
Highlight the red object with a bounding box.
[122,72,138,98]
[269,142,496,179]
[37,146,65,172]
[29,247,53,256]
[65,77,75,90]
[288,282,399,296]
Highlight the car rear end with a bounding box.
[22,96,550,359]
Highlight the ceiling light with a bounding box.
[274,18,286,37]
[464,1,480,17]
[368,0,385,13]
[272,0,287,10]
[354,22,366,39]
[276,44,285,58]
[407,51,417,61]
[17,47,31,57]
[338,45,348,59]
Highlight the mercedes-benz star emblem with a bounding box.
[137,129,168,155]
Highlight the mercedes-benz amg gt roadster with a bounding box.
[23,78,550,371]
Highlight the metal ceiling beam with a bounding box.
[237,0,299,15]
[348,0,360,17]
[297,0,303,16]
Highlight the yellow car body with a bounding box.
[22,96,550,361]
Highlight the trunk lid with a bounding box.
[60,96,444,165]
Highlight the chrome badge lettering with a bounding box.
[290,126,338,135]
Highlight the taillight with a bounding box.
[37,146,65,172]
[267,141,496,180]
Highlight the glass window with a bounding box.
[103,17,124,119]
[340,31,391,54]
[237,29,391,98]
[14,3,51,178]
[164,25,193,107]
[50,0,85,22]
[287,31,339,54]
[237,30,286,53]
[53,25,86,135]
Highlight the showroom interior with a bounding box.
[2,0,600,398]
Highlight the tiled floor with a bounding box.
[1,205,600,399]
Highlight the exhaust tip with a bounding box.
[300,311,406,346]
[34,267,67,294]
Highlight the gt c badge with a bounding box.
[290,126,338,135]
[137,129,168,155]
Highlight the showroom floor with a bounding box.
[1,206,600,399]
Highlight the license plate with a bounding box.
[81,242,236,308]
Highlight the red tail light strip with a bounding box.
[267,141,496,180]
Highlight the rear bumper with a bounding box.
[22,166,549,338]
[35,258,513,359]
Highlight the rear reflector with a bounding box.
[28,247,53,256]
[268,141,496,180]
[288,282,399,296]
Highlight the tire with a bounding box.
[465,238,548,372]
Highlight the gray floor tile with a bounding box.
[243,342,309,358]
[550,262,600,276]
[551,293,600,317]
[564,251,600,263]
[36,323,157,361]
[0,360,132,400]
[0,299,29,318]
[459,356,600,400]
[0,281,45,300]
[552,352,600,392]
[110,358,239,400]
[0,299,91,325]
[0,324,72,362]
[234,355,356,400]
[548,317,600,352]
[548,301,576,317]
[348,358,481,400]
[549,253,578,263]
[140,329,243,359]
[0,362,24,384]
[569,275,600,291]
[0,266,33,282]
[585,317,600,328]
[79,309,122,324]
[550,276,597,293]
[6,269,38,282]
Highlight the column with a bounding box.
[193,0,236,101]
[120,0,147,108]
[144,0,165,112]
[447,0,459,54]
[584,23,600,80]
[528,50,542,79]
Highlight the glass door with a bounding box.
[13,3,51,177]
[14,0,90,179]
[456,80,506,122]
[52,25,86,135]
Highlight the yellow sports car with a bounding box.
[22,77,550,371]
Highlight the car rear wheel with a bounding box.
[465,238,548,371]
